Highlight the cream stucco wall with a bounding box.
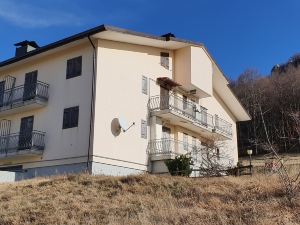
[92,39,173,171]
[200,90,238,164]
[174,46,212,97]
[0,42,94,169]
[0,35,241,175]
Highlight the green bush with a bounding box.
[165,155,193,176]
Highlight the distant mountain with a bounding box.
[271,54,300,76]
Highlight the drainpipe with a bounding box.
[87,36,97,174]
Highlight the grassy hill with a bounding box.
[0,174,299,225]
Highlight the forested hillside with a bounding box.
[231,54,300,156]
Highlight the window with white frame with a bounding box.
[183,133,188,151]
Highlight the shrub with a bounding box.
[165,155,193,176]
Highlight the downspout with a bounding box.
[87,36,97,173]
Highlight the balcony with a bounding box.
[215,116,233,137]
[147,138,202,161]
[147,138,235,175]
[148,94,232,139]
[0,130,45,158]
[0,81,49,117]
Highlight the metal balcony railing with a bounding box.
[148,94,214,129]
[148,94,233,137]
[147,138,203,155]
[214,116,233,137]
[147,138,235,172]
[0,130,45,157]
[0,81,49,111]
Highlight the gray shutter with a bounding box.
[142,76,148,95]
[160,52,169,69]
[141,119,147,139]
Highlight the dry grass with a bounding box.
[0,173,299,225]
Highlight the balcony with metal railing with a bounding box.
[147,138,235,175]
[0,81,49,117]
[148,93,232,139]
[147,138,202,161]
[214,115,233,138]
[0,130,45,158]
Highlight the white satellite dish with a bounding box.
[118,117,128,132]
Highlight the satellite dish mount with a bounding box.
[118,117,135,132]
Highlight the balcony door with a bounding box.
[160,87,169,110]
[162,126,171,153]
[18,116,34,150]
[0,81,5,107]
[200,106,208,126]
[23,71,37,101]
[192,136,200,164]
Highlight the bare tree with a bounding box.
[191,140,234,177]
[259,105,300,203]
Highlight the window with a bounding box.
[183,133,188,151]
[0,165,23,172]
[63,106,79,129]
[160,52,169,69]
[215,115,219,128]
[192,136,198,162]
[183,95,187,110]
[66,56,82,79]
[192,136,197,148]
[216,148,220,160]
[142,76,148,95]
[201,106,208,126]
[141,119,147,139]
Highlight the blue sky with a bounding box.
[0,0,300,79]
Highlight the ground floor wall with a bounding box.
[0,158,147,183]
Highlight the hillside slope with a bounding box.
[0,174,299,225]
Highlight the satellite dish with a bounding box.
[111,118,121,137]
[118,117,128,132]
[118,117,135,132]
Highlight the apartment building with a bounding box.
[0,25,250,181]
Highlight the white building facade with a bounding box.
[0,25,250,181]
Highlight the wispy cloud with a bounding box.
[0,0,83,28]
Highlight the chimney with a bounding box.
[161,33,176,41]
[14,40,40,57]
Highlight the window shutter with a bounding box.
[71,106,79,127]
[66,56,82,79]
[141,119,147,139]
[160,52,169,69]
[63,106,79,129]
[63,110,70,129]
[142,76,148,95]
